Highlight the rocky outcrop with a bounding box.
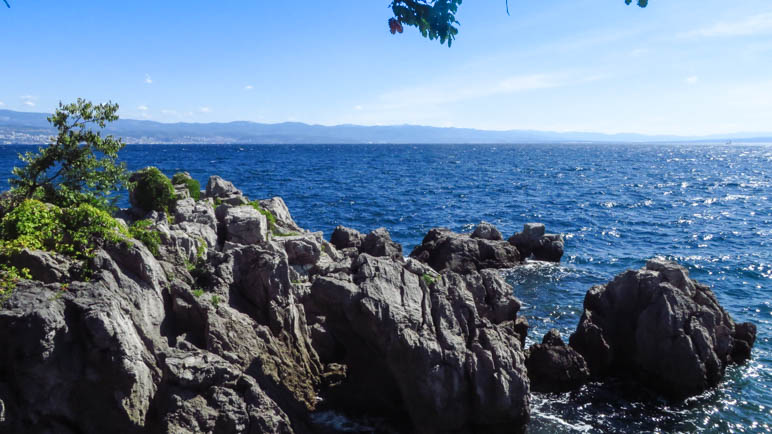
[306,254,530,433]
[569,258,757,399]
[525,329,589,393]
[0,174,757,434]
[508,223,564,262]
[329,226,363,250]
[206,175,248,206]
[410,227,521,273]
[360,227,402,259]
[220,205,269,245]
[471,221,503,241]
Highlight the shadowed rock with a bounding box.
[569,258,757,399]
[508,223,564,262]
[471,222,503,241]
[525,329,590,393]
[410,228,521,274]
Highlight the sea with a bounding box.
[1,143,770,433]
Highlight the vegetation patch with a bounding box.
[0,199,127,262]
[172,172,201,200]
[129,219,161,257]
[130,167,176,212]
[0,264,31,308]
[421,273,438,286]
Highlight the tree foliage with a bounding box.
[9,99,128,210]
[390,0,649,46]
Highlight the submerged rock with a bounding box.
[410,227,520,273]
[508,223,564,262]
[569,258,757,399]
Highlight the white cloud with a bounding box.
[244,85,254,90]
[161,109,177,116]
[685,76,699,85]
[0,101,4,106]
[20,95,37,107]
[199,107,211,113]
[137,105,149,111]
[681,13,772,38]
[354,105,363,111]
[144,74,153,84]
[377,72,597,110]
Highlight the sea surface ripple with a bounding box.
[1,143,770,432]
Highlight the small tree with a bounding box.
[9,99,129,210]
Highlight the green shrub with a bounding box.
[130,167,175,212]
[192,288,204,298]
[0,199,126,262]
[0,199,63,253]
[129,219,161,257]
[172,172,201,200]
[0,264,31,308]
[421,273,438,286]
[211,294,221,308]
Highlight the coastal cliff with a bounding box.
[0,175,756,433]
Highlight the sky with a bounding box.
[1,0,772,135]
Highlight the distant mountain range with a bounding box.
[1,109,770,145]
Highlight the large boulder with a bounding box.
[306,253,530,433]
[508,223,564,262]
[329,226,364,250]
[471,222,503,241]
[525,329,590,393]
[410,228,521,274]
[222,206,268,245]
[360,227,402,259]
[569,258,757,399]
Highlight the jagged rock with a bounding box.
[513,316,530,348]
[222,206,268,245]
[259,197,302,233]
[471,222,503,241]
[7,249,73,283]
[275,234,323,266]
[508,223,564,262]
[306,253,530,433]
[525,329,590,393]
[410,228,521,274]
[569,258,757,399]
[205,176,242,198]
[329,225,364,250]
[360,227,403,259]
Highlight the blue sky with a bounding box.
[1,0,771,135]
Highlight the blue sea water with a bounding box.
[1,143,770,432]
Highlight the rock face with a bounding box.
[471,222,503,241]
[306,255,530,433]
[329,225,363,250]
[508,223,564,262]
[0,175,757,434]
[569,258,757,399]
[0,176,535,434]
[525,329,590,393]
[410,227,521,273]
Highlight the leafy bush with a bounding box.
[0,199,126,261]
[129,219,161,257]
[130,167,175,212]
[421,273,438,286]
[8,99,128,210]
[172,172,201,200]
[0,264,31,308]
